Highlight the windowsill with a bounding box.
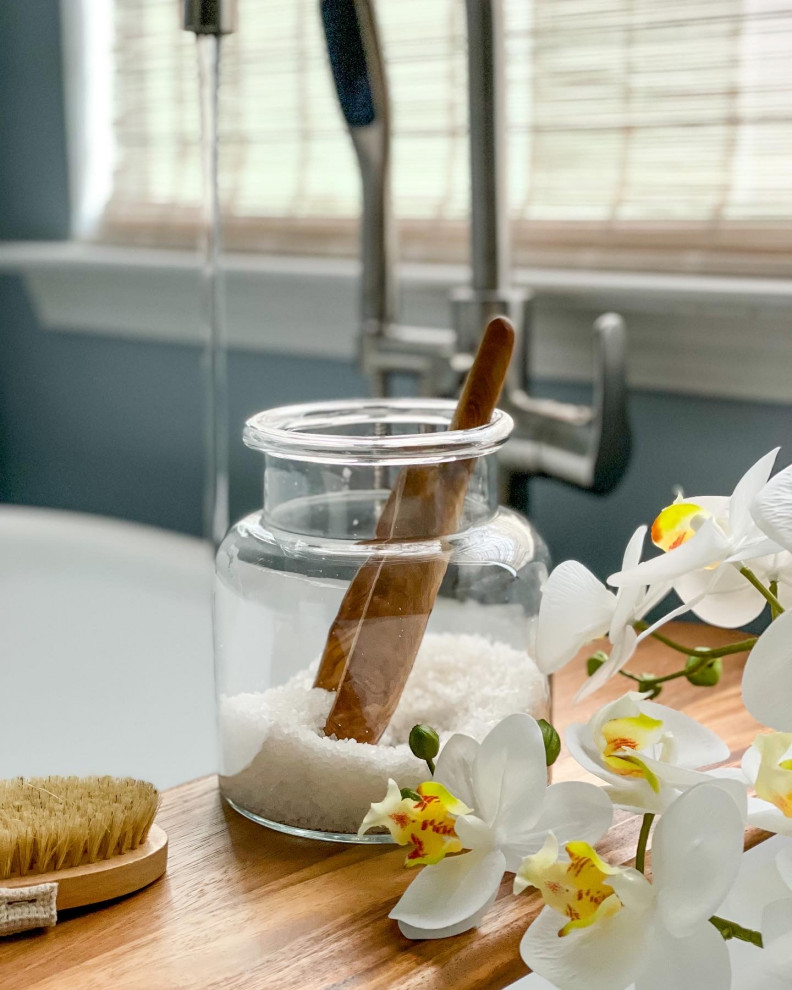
[1,240,792,403]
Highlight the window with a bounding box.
[87,0,792,275]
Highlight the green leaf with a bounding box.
[537,718,561,767]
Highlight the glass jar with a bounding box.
[215,398,550,842]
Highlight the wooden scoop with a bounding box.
[315,317,515,743]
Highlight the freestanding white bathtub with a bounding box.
[0,506,216,789]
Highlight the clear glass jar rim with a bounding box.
[243,398,514,465]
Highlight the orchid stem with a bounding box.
[655,635,757,661]
[709,915,764,948]
[740,566,785,615]
[426,757,435,776]
[770,580,782,620]
[652,641,758,685]
[633,621,757,659]
[691,638,760,658]
[620,636,757,693]
[635,813,654,875]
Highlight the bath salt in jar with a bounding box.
[215,398,550,842]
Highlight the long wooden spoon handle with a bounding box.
[314,316,515,691]
[316,318,515,744]
[450,316,514,431]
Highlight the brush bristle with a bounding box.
[0,776,159,880]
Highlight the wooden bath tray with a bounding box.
[2,623,770,990]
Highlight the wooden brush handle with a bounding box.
[316,318,515,743]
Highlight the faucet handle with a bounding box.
[499,312,631,494]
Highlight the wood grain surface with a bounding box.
[1,623,768,990]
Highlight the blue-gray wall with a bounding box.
[1,1,790,583]
[0,3,69,241]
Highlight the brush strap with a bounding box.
[0,882,57,936]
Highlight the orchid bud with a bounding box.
[409,723,440,774]
[685,655,722,687]
[586,651,608,677]
[638,679,662,700]
[537,718,561,766]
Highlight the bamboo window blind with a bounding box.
[99,0,792,275]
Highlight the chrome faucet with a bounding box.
[182,0,631,495]
[320,0,631,494]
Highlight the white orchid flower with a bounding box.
[534,526,673,695]
[736,732,792,835]
[742,610,792,731]
[518,782,746,990]
[608,450,783,601]
[649,496,783,629]
[669,510,792,629]
[716,840,792,989]
[358,779,473,865]
[671,523,769,628]
[565,692,729,814]
[387,713,613,940]
[759,845,792,986]
[752,460,792,555]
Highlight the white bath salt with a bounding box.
[219,632,548,836]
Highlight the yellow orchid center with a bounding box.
[651,502,709,552]
[517,839,624,937]
[600,714,665,793]
[754,732,792,818]
[358,779,472,866]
